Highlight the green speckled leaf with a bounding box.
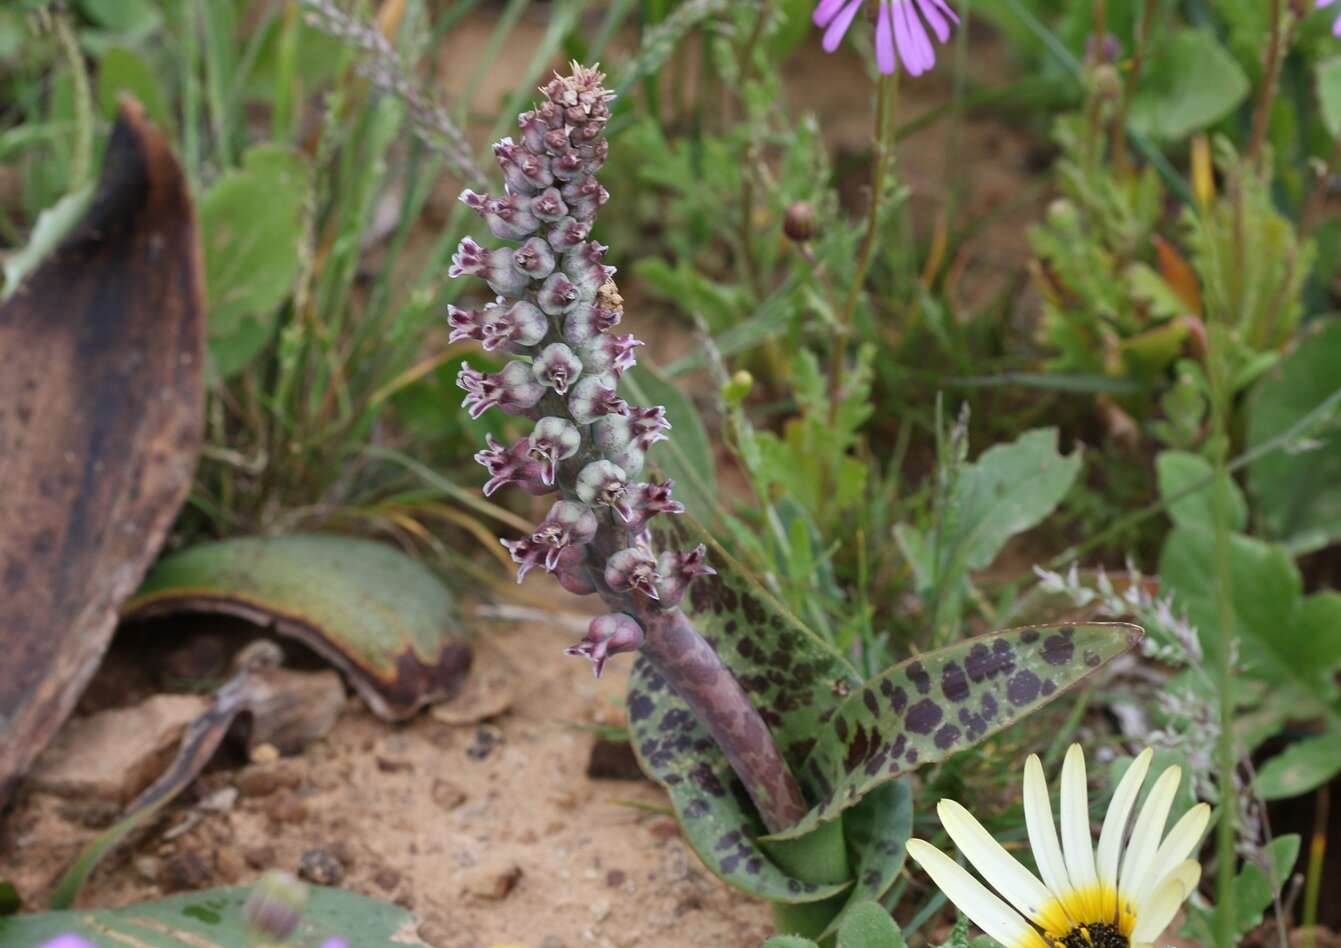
[766,623,1141,841]
[125,534,471,720]
[0,884,421,946]
[628,515,860,902]
[821,779,911,938]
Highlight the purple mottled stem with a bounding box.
[632,604,810,834]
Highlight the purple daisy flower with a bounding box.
[1319,0,1341,36]
[813,0,958,76]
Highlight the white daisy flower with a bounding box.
[907,745,1209,948]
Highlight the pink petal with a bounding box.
[1334,13,1341,35]
[914,0,955,43]
[822,0,865,52]
[876,1,897,73]
[894,0,933,75]
[1319,0,1337,9]
[813,0,849,27]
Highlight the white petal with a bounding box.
[1138,803,1210,907]
[907,839,1050,948]
[1059,744,1099,894]
[1095,748,1153,889]
[938,800,1068,931]
[1130,860,1201,942]
[1118,765,1182,905]
[1023,755,1074,908]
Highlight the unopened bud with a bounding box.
[565,613,645,677]
[722,369,754,406]
[783,202,816,243]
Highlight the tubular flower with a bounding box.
[1319,0,1341,36]
[813,0,958,76]
[907,745,1209,948]
[448,64,711,682]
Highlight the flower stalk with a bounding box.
[450,64,808,834]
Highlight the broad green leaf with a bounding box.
[1128,31,1249,140]
[0,885,421,946]
[766,623,1140,841]
[954,428,1082,572]
[1246,318,1341,554]
[76,0,162,35]
[765,938,820,948]
[201,144,310,377]
[126,534,469,720]
[628,515,859,902]
[97,46,171,128]
[837,900,906,948]
[1155,450,1247,532]
[623,363,720,524]
[1160,527,1341,712]
[1256,728,1341,800]
[1232,835,1300,935]
[1318,55,1341,140]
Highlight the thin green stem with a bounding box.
[831,70,897,399]
[51,10,92,191]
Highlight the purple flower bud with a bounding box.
[481,300,548,352]
[531,500,599,570]
[538,272,583,315]
[550,150,587,181]
[37,938,98,948]
[565,612,645,677]
[562,301,623,347]
[655,544,715,606]
[542,127,572,155]
[512,237,557,280]
[579,333,643,379]
[242,871,308,943]
[457,361,545,419]
[568,374,628,425]
[449,237,529,298]
[605,441,646,479]
[605,547,662,600]
[564,242,615,297]
[460,190,540,240]
[561,175,610,221]
[627,478,686,532]
[518,109,555,153]
[494,138,554,193]
[531,342,583,394]
[594,405,672,452]
[446,304,488,346]
[552,545,597,595]
[547,216,592,252]
[531,187,569,222]
[501,536,548,583]
[474,434,551,496]
[575,459,633,522]
[527,416,582,485]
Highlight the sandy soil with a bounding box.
[3,614,775,948]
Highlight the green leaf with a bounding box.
[837,901,906,948]
[767,623,1140,842]
[1256,728,1341,800]
[0,884,421,946]
[201,144,310,377]
[820,780,912,938]
[1159,528,1341,712]
[765,938,821,948]
[1232,835,1300,935]
[1155,450,1247,532]
[1318,55,1341,140]
[623,363,719,524]
[1246,318,1341,554]
[126,534,469,720]
[1128,30,1249,140]
[76,0,161,35]
[97,46,171,128]
[953,428,1083,571]
[0,880,17,916]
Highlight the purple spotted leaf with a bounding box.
[628,515,863,900]
[627,659,850,904]
[762,622,1143,842]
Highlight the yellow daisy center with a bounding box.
[1036,886,1137,947]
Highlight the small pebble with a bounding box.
[297,847,344,886]
[431,778,467,811]
[159,850,212,892]
[465,725,503,761]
